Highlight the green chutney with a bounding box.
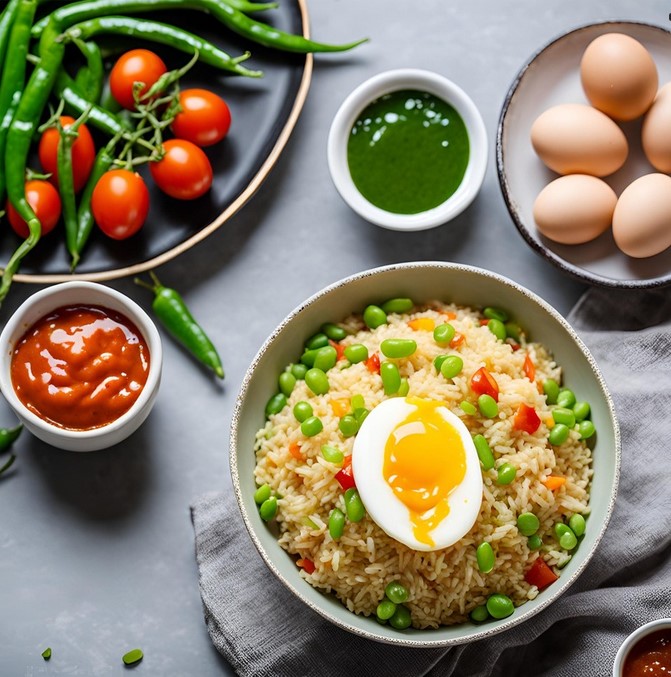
[347,90,470,215]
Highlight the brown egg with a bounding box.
[612,174,671,258]
[580,33,658,121]
[533,175,617,245]
[642,83,671,173]
[530,103,628,176]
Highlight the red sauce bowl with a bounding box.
[0,282,162,451]
[614,619,671,677]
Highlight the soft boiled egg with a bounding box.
[352,397,483,551]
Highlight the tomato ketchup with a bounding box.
[10,305,150,430]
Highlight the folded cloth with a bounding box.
[191,287,671,677]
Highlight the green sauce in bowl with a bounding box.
[347,90,470,215]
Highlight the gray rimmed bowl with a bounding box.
[230,261,620,647]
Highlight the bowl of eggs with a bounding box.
[497,21,671,288]
[230,261,619,646]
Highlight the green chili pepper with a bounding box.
[65,16,261,77]
[33,0,366,54]
[73,39,104,103]
[0,0,21,76]
[135,272,224,378]
[0,425,22,452]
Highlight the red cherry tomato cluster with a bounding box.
[7,49,232,243]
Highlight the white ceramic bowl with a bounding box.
[613,618,671,676]
[328,69,488,231]
[0,281,162,452]
[231,261,620,647]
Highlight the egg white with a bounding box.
[352,397,483,552]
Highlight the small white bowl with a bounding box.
[327,68,488,231]
[0,281,162,452]
[613,618,671,676]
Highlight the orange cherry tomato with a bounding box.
[149,139,213,200]
[470,367,499,401]
[171,88,232,147]
[110,49,167,110]
[6,180,61,238]
[91,170,150,240]
[38,116,96,193]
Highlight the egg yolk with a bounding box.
[383,398,466,547]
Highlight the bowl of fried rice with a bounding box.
[230,261,620,646]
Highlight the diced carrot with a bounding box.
[524,557,558,590]
[523,355,536,382]
[444,311,457,320]
[329,339,346,361]
[408,317,435,331]
[365,352,380,374]
[342,454,352,469]
[450,332,466,349]
[330,398,350,417]
[542,475,566,491]
[296,558,316,574]
[479,318,490,326]
[289,442,303,460]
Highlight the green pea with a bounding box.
[279,371,296,397]
[478,394,499,418]
[486,593,514,619]
[380,338,417,359]
[306,332,329,350]
[569,514,586,538]
[460,401,477,416]
[305,368,329,395]
[389,604,412,630]
[517,512,540,536]
[560,530,578,551]
[440,355,464,379]
[487,319,507,341]
[497,463,517,485]
[397,377,409,397]
[344,488,365,522]
[554,523,572,539]
[351,394,365,411]
[473,434,495,471]
[527,535,543,550]
[344,343,368,364]
[484,307,509,322]
[376,599,397,620]
[504,321,523,342]
[552,408,576,428]
[321,322,347,341]
[254,483,272,505]
[354,407,369,425]
[293,401,313,422]
[476,542,495,573]
[578,420,596,440]
[434,354,448,372]
[339,415,359,437]
[381,361,401,395]
[381,298,414,314]
[543,379,560,405]
[321,445,344,464]
[549,423,570,446]
[557,388,576,408]
[259,496,278,521]
[314,346,337,371]
[328,508,345,539]
[433,323,456,345]
[265,393,287,417]
[385,581,409,604]
[301,416,323,437]
[363,305,387,329]
[573,401,591,422]
[291,363,308,380]
[469,604,489,623]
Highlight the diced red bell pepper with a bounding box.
[335,455,355,490]
[513,403,541,434]
[329,339,346,362]
[365,352,380,374]
[470,367,499,401]
[523,355,536,382]
[524,557,558,590]
[296,558,316,574]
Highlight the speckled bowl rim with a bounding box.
[496,19,671,290]
[230,261,620,647]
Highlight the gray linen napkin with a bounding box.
[191,287,671,677]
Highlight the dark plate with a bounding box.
[10,1,312,283]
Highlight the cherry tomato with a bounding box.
[6,180,61,238]
[171,88,232,147]
[38,116,96,193]
[109,49,167,110]
[512,403,541,434]
[91,170,150,239]
[149,139,213,200]
[470,367,500,402]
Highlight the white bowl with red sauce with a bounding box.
[0,281,162,452]
[613,618,671,677]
